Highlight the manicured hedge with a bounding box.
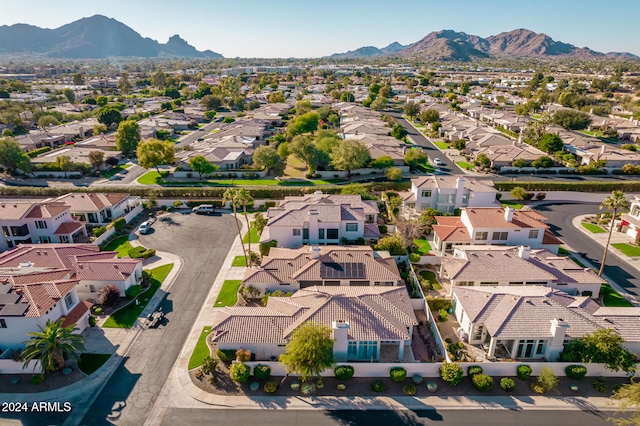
[565,364,587,379]
[390,367,407,383]
[472,374,494,392]
[334,365,355,380]
[494,181,640,192]
[517,364,532,380]
[27,146,52,158]
[253,364,271,380]
[128,246,156,259]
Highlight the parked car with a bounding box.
[433,158,443,166]
[197,137,205,141]
[138,221,152,234]
[192,204,215,215]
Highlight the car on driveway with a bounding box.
[192,204,215,215]
[138,221,152,234]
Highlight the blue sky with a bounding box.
[1,0,638,58]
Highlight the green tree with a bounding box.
[374,235,405,255]
[403,101,420,120]
[531,156,554,168]
[188,155,217,180]
[391,124,408,140]
[117,72,132,94]
[372,155,395,169]
[38,115,60,128]
[96,96,108,107]
[330,139,370,177]
[610,380,640,426]
[96,106,123,128]
[252,212,268,236]
[419,208,441,233]
[55,155,72,178]
[598,191,630,277]
[386,167,403,181]
[340,92,355,102]
[552,109,592,130]
[539,133,564,154]
[404,148,428,168]
[115,120,141,156]
[341,183,370,199]
[289,136,318,172]
[379,85,392,98]
[72,73,84,85]
[236,188,254,267]
[88,150,104,170]
[136,139,175,174]
[267,91,286,103]
[22,319,85,373]
[294,100,312,116]
[277,141,289,159]
[200,95,223,110]
[370,97,388,111]
[93,124,107,135]
[288,112,320,138]
[452,139,466,152]
[0,137,32,174]
[512,158,528,168]
[152,70,167,88]
[510,187,528,201]
[252,146,281,175]
[279,322,334,382]
[223,188,248,265]
[560,329,635,373]
[474,153,492,170]
[62,88,75,105]
[460,81,470,95]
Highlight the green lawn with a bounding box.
[581,222,606,234]
[101,163,132,179]
[243,227,260,244]
[137,171,344,187]
[188,326,212,370]
[413,239,432,255]
[501,201,524,210]
[419,270,442,291]
[569,256,586,267]
[103,264,174,328]
[231,255,248,267]
[612,243,640,257]
[415,163,436,174]
[78,353,111,375]
[531,114,541,120]
[433,141,451,150]
[213,280,242,307]
[456,161,474,170]
[102,236,133,258]
[600,283,634,307]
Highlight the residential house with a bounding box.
[52,193,142,225]
[15,132,66,152]
[261,193,380,247]
[0,271,91,349]
[0,244,143,300]
[620,195,640,240]
[211,286,417,362]
[432,207,562,255]
[0,202,87,252]
[401,176,499,215]
[441,245,603,297]
[31,146,122,170]
[452,286,640,360]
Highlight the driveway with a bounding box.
[79,211,237,425]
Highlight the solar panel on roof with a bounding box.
[0,294,20,304]
[0,303,28,316]
[0,284,11,294]
[320,262,365,279]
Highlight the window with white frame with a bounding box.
[293,229,301,236]
[348,341,357,356]
[64,293,74,309]
[421,190,432,197]
[35,220,47,229]
[475,231,488,240]
[492,231,508,240]
[529,229,539,239]
[346,223,358,232]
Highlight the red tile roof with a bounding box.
[60,300,92,327]
[54,221,85,235]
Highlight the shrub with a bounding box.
[592,379,608,394]
[390,367,407,383]
[426,298,452,312]
[472,374,494,392]
[378,225,388,234]
[94,307,103,315]
[517,364,532,380]
[235,348,251,362]
[531,382,546,394]
[259,240,278,257]
[409,253,420,263]
[371,379,385,392]
[98,284,120,307]
[216,349,236,363]
[253,364,271,380]
[445,337,453,344]
[536,192,547,201]
[112,217,126,232]
[195,370,204,380]
[201,356,219,375]
[264,381,278,393]
[88,315,96,327]
[128,246,156,259]
[438,309,449,322]
[439,363,463,386]
[467,365,483,377]
[334,365,355,380]
[403,384,417,395]
[31,374,45,385]
[229,362,250,383]
[337,383,346,390]
[301,382,316,395]
[500,378,516,391]
[355,237,365,245]
[92,226,107,237]
[565,365,587,379]
[537,366,559,392]
[124,285,142,299]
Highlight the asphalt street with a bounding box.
[535,201,640,296]
[79,211,237,425]
[159,408,627,426]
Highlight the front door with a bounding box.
[517,340,536,358]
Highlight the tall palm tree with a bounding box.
[237,188,254,267]
[223,188,248,265]
[599,190,630,277]
[22,319,85,373]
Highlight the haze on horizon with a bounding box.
[0,0,638,58]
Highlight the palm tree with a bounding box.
[598,190,630,277]
[22,319,85,373]
[223,188,248,265]
[237,188,254,267]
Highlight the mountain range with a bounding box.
[330,42,406,59]
[330,29,638,60]
[0,15,223,58]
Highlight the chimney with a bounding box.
[600,145,607,155]
[504,206,514,222]
[308,211,319,245]
[314,190,323,199]
[310,244,321,259]
[547,318,570,360]
[517,134,524,146]
[332,321,350,362]
[518,245,531,260]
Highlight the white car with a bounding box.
[433,158,443,166]
[138,221,152,234]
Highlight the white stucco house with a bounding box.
[620,195,640,240]
[452,286,640,360]
[242,245,402,296]
[441,245,604,298]
[400,176,499,215]
[432,207,562,255]
[52,192,142,226]
[211,286,418,362]
[260,192,380,247]
[0,202,87,252]
[0,244,143,300]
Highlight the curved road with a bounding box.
[80,212,237,425]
